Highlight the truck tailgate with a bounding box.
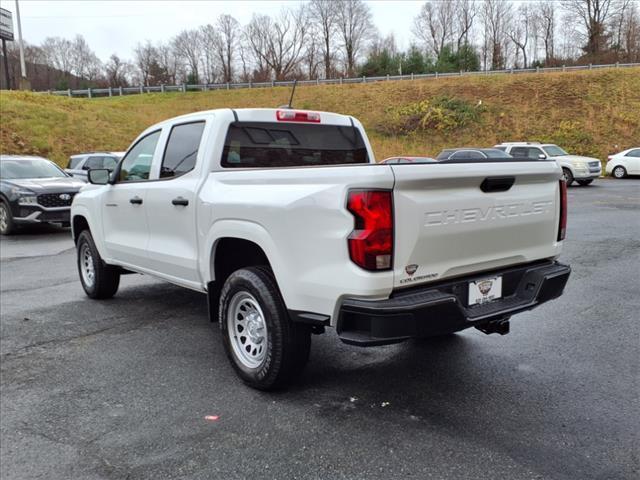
[390,161,563,289]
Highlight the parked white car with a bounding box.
[605,148,640,178]
[494,142,601,186]
[71,108,571,390]
[65,152,122,181]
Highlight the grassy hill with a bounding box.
[1,68,639,166]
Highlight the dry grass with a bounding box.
[1,67,639,166]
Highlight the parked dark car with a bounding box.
[0,155,85,235]
[380,156,438,164]
[436,148,514,162]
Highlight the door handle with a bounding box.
[172,197,189,206]
[129,196,143,205]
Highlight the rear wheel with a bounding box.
[612,166,627,179]
[562,168,574,186]
[577,179,593,186]
[219,266,311,390]
[76,230,120,299]
[0,201,15,235]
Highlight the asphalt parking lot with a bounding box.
[1,179,638,480]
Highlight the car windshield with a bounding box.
[543,145,568,156]
[0,158,67,179]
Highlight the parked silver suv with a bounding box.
[65,152,123,181]
[494,142,601,186]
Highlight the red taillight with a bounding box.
[347,190,393,271]
[276,110,321,123]
[558,179,567,241]
[607,155,612,162]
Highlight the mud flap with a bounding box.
[207,281,220,322]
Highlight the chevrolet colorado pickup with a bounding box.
[71,108,571,390]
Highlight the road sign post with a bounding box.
[0,6,14,90]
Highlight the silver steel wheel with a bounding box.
[80,242,95,288]
[613,166,626,178]
[227,291,268,369]
[0,204,7,233]
[562,170,571,182]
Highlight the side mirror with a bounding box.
[538,153,547,160]
[88,169,110,185]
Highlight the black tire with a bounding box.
[577,179,593,186]
[612,166,627,179]
[76,230,120,299]
[0,200,16,235]
[219,266,311,390]
[562,168,574,186]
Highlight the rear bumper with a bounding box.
[337,260,570,346]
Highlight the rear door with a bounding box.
[390,161,562,289]
[625,149,640,173]
[143,120,207,285]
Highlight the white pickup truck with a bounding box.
[71,108,571,390]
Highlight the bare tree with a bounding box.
[309,0,339,78]
[41,37,74,74]
[172,29,203,83]
[200,24,219,83]
[105,54,133,87]
[456,0,478,49]
[156,43,179,84]
[620,1,640,60]
[508,4,530,68]
[245,8,308,80]
[413,1,456,58]
[215,14,240,83]
[535,0,556,63]
[134,41,157,86]
[336,0,375,76]
[481,0,512,69]
[563,0,619,57]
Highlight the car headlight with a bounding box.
[574,162,588,169]
[11,188,38,205]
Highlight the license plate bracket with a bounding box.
[468,276,503,306]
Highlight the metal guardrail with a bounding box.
[43,62,640,98]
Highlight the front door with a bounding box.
[102,130,162,268]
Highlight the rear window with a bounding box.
[221,122,369,168]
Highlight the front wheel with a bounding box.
[562,168,574,186]
[577,179,593,186]
[0,201,16,235]
[219,266,311,390]
[76,230,120,299]
[612,166,627,179]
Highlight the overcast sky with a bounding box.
[9,0,425,61]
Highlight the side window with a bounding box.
[119,131,161,182]
[626,149,640,157]
[450,151,479,160]
[85,156,104,170]
[530,148,545,159]
[510,147,528,158]
[103,156,118,171]
[160,122,206,178]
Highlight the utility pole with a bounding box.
[15,0,28,89]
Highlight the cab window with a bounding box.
[160,122,206,178]
[118,131,161,182]
[511,147,542,160]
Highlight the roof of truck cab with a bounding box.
[149,108,356,128]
